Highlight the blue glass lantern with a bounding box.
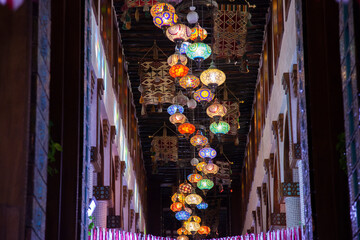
[167,104,184,115]
[196,202,208,210]
[175,211,191,221]
[186,42,211,68]
[193,85,214,105]
[179,42,190,54]
[198,145,216,159]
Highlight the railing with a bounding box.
[88,226,302,240]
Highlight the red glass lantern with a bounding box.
[170,202,184,212]
[169,63,189,78]
[197,226,210,235]
[178,122,195,139]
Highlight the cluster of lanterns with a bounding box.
[149,2,237,239]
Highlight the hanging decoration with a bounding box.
[210,121,230,137]
[221,101,240,135]
[172,192,186,203]
[186,42,212,68]
[177,236,189,240]
[153,11,178,29]
[177,227,190,235]
[139,41,174,115]
[175,211,191,221]
[197,226,211,235]
[196,202,208,210]
[190,130,208,148]
[179,183,193,194]
[207,99,227,123]
[200,61,226,92]
[169,62,189,78]
[179,75,200,90]
[187,173,203,183]
[214,5,249,58]
[173,91,189,106]
[187,99,197,110]
[193,85,214,105]
[171,202,184,212]
[190,158,199,166]
[167,104,184,115]
[196,161,207,172]
[178,122,196,139]
[197,178,214,190]
[184,219,201,234]
[127,0,158,8]
[202,160,219,175]
[198,145,217,159]
[215,161,232,186]
[169,111,186,126]
[179,42,191,54]
[190,24,208,41]
[184,193,202,205]
[187,6,199,24]
[168,53,188,67]
[166,24,192,48]
[150,3,175,17]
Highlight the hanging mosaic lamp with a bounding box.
[185,193,202,205]
[179,42,190,54]
[169,111,186,127]
[190,24,207,41]
[184,207,192,215]
[167,104,184,115]
[184,219,201,234]
[202,160,219,175]
[206,99,227,123]
[168,53,188,67]
[188,215,201,223]
[187,173,203,183]
[197,178,214,190]
[186,42,211,68]
[177,227,190,236]
[179,183,192,194]
[150,3,175,17]
[193,85,214,105]
[169,62,189,78]
[190,157,199,166]
[179,75,200,90]
[153,11,178,30]
[166,24,192,48]
[196,202,208,210]
[177,235,189,240]
[170,202,184,212]
[178,122,195,139]
[196,161,207,172]
[186,6,199,24]
[197,226,211,235]
[171,192,186,203]
[209,121,230,137]
[175,211,191,221]
[200,61,226,93]
[190,130,208,148]
[198,145,217,159]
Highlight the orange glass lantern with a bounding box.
[177,236,189,240]
[150,3,175,17]
[171,192,185,203]
[187,173,203,183]
[178,122,195,138]
[177,227,190,235]
[190,130,208,148]
[179,74,200,90]
[169,63,189,78]
[197,226,211,235]
[170,202,184,212]
[190,24,208,41]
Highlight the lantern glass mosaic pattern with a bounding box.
[166,24,192,42]
[190,25,207,41]
[210,121,230,135]
[168,53,188,67]
[193,86,214,103]
[178,122,196,136]
[175,211,191,221]
[187,173,203,183]
[170,202,184,212]
[179,75,200,89]
[167,104,184,115]
[153,12,178,29]
[171,192,185,203]
[185,193,202,205]
[186,42,211,61]
[150,3,175,17]
[169,112,186,125]
[197,179,214,190]
[206,99,227,118]
[190,130,208,147]
[198,145,216,159]
[196,161,207,172]
[169,63,189,78]
[196,202,208,210]
[179,183,192,194]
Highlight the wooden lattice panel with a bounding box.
[151,136,178,162]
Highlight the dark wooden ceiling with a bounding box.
[114,0,269,184]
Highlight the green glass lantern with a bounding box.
[185,42,211,68]
[197,179,214,190]
[210,120,230,138]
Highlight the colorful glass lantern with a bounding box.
[171,202,184,212]
[190,130,208,148]
[184,220,200,234]
[210,121,230,136]
[184,207,192,215]
[169,62,189,78]
[166,24,192,48]
[187,173,202,183]
[186,42,211,68]
[169,112,186,126]
[202,160,219,175]
[193,85,214,104]
[206,99,227,123]
[190,158,199,166]
[167,104,184,115]
[168,53,188,67]
[179,183,192,194]
[185,193,202,205]
[175,211,191,221]
[172,192,185,203]
[200,61,226,92]
[197,178,214,190]
[198,226,211,235]
[186,215,201,224]
[190,24,207,41]
[198,145,217,159]
[178,122,195,139]
[196,202,208,210]
[153,12,178,29]
[179,42,190,54]
[196,161,207,172]
[179,75,200,90]
[177,227,190,236]
[177,235,189,240]
[150,3,175,17]
[173,91,189,106]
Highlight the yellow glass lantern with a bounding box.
[206,99,227,123]
[200,61,226,93]
[169,112,186,127]
[202,160,219,175]
[172,192,185,203]
[196,161,207,172]
[179,75,200,90]
[150,3,175,17]
[169,63,189,78]
[177,227,190,235]
[177,235,189,240]
[168,53,188,67]
[185,193,202,205]
[185,220,200,234]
